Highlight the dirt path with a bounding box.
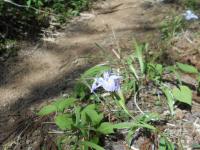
[0,0,176,143]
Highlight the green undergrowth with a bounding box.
[0,0,93,57]
[161,15,186,40]
[37,41,200,149]
[181,0,200,10]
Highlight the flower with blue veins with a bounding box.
[91,72,122,92]
[183,10,198,21]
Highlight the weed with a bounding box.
[37,42,199,149]
[161,15,185,40]
[182,0,199,10]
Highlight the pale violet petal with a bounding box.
[103,72,110,80]
[184,10,199,20]
[91,77,103,92]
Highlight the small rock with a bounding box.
[175,108,185,120]
[112,142,127,150]
[26,139,31,145]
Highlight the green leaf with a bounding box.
[165,66,176,72]
[176,62,198,74]
[126,130,135,145]
[113,121,156,132]
[53,98,76,112]
[159,137,166,150]
[192,144,200,149]
[55,114,73,130]
[133,122,156,130]
[159,137,175,150]
[135,42,146,74]
[90,136,100,145]
[136,113,160,123]
[75,106,81,126]
[81,104,96,125]
[85,109,103,126]
[113,122,134,129]
[80,141,105,150]
[97,122,114,135]
[172,86,192,106]
[27,0,32,7]
[74,82,88,100]
[162,87,175,115]
[38,105,57,116]
[116,90,131,117]
[81,65,110,79]
[128,61,139,80]
[147,63,163,80]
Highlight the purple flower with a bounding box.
[91,72,122,92]
[183,10,198,21]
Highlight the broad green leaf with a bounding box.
[147,63,163,80]
[90,136,100,145]
[155,64,163,75]
[97,122,114,135]
[81,104,96,125]
[162,87,175,115]
[55,114,73,130]
[38,105,57,116]
[176,62,198,74]
[165,66,176,72]
[81,65,110,79]
[85,109,103,126]
[172,86,192,106]
[80,141,105,150]
[53,98,76,112]
[159,137,167,150]
[74,82,88,100]
[159,137,175,150]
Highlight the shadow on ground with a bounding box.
[0,61,96,144]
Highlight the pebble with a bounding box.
[175,108,184,120]
[112,142,127,150]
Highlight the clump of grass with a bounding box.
[182,0,199,10]
[161,15,185,40]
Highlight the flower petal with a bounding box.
[91,78,103,92]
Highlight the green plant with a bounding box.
[38,42,199,149]
[161,16,185,40]
[182,0,199,10]
[39,99,106,149]
[0,39,17,57]
[27,0,44,8]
